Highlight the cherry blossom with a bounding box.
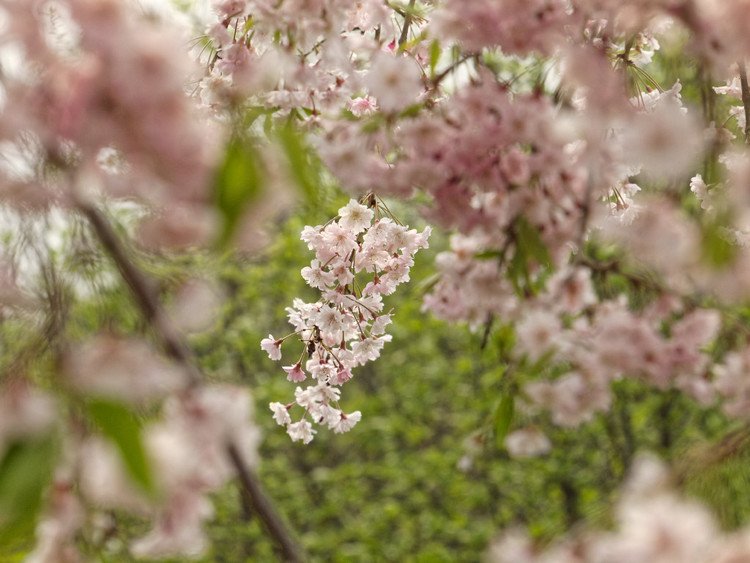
[264,197,429,441]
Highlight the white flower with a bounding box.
[338,199,374,234]
[260,335,282,361]
[321,223,358,257]
[294,386,320,410]
[282,363,306,383]
[515,310,562,362]
[690,174,712,210]
[352,335,391,365]
[287,420,316,444]
[371,314,392,335]
[347,96,378,117]
[269,402,292,426]
[331,411,362,434]
[619,102,704,180]
[714,76,742,98]
[505,427,551,458]
[301,259,335,290]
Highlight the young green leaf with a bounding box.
[516,217,551,269]
[0,436,57,546]
[429,40,442,77]
[86,399,154,495]
[494,393,515,449]
[701,218,737,268]
[276,124,322,204]
[213,137,264,248]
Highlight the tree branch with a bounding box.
[76,200,306,563]
[228,443,305,561]
[738,60,750,144]
[398,0,416,48]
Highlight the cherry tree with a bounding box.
[2,0,750,560]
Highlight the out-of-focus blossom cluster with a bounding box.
[196,0,402,116]
[263,198,429,443]
[13,347,260,560]
[489,453,750,563]
[433,0,570,56]
[519,298,721,428]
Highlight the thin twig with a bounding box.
[398,0,416,48]
[431,53,475,89]
[738,60,750,143]
[76,200,306,563]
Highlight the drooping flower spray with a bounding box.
[263,196,430,442]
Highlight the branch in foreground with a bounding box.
[738,60,750,144]
[76,200,306,563]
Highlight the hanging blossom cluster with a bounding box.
[517,295,721,427]
[262,198,430,443]
[196,0,394,116]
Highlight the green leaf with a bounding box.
[397,103,424,119]
[361,115,385,134]
[0,435,57,546]
[516,217,551,269]
[494,323,516,359]
[242,106,276,129]
[507,218,553,297]
[416,272,440,295]
[276,124,322,204]
[507,242,529,297]
[494,393,515,449]
[701,219,737,268]
[213,137,264,247]
[429,40,441,77]
[475,250,504,261]
[87,399,154,494]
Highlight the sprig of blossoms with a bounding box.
[263,197,430,443]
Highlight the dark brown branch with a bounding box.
[739,61,750,144]
[76,200,305,563]
[430,53,475,89]
[228,443,305,562]
[77,201,202,384]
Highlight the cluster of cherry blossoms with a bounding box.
[262,198,429,443]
